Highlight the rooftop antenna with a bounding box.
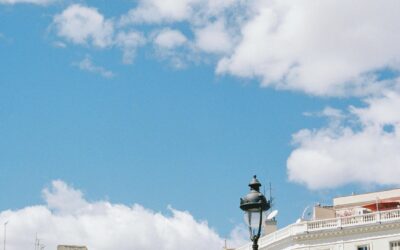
[263,185,266,197]
[3,221,9,250]
[35,235,41,250]
[268,182,274,207]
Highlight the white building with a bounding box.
[235,188,400,250]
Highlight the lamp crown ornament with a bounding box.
[240,175,270,212]
[249,175,261,191]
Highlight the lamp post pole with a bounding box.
[240,175,270,250]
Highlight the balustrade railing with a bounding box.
[234,208,400,250]
[307,208,400,232]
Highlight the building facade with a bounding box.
[235,189,400,250]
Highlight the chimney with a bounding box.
[263,219,277,235]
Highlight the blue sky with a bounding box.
[1,1,400,249]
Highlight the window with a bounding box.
[357,245,369,250]
[391,241,400,250]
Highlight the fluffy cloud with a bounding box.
[152,29,197,68]
[0,180,245,250]
[53,5,146,64]
[120,0,197,24]
[287,90,400,189]
[119,0,239,25]
[194,20,233,54]
[115,31,146,64]
[154,29,187,49]
[75,56,114,78]
[53,4,114,48]
[0,0,54,5]
[217,0,400,96]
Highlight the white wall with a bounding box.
[258,224,400,250]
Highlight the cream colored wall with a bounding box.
[264,220,278,235]
[294,235,400,250]
[334,189,400,209]
[287,231,400,250]
[257,223,400,250]
[314,206,335,220]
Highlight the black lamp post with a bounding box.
[240,175,270,250]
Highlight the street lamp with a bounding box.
[240,175,270,250]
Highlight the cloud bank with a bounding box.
[216,0,400,96]
[75,56,114,78]
[0,180,245,250]
[48,1,400,190]
[288,90,400,189]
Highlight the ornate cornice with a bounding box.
[295,221,400,241]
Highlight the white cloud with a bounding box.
[119,0,239,25]
[194,20,233,54]
[227,225,248,247]
[287,91,400,189]
[0,0,54,5]
[53,6,145,64]
[52,41,67,48]
[152,29,195,68]
[154,29,187,49]
[115,31,146,64]
[53,4,114,48]
[352,91,400,126]
[0,180,244,250]
[216,0,400,96]
[42,180,88,215]
[75,56,114,78]
[120,0,197,24]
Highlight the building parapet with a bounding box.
[236,208,400,250]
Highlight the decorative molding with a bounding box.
[295,221,400,241]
